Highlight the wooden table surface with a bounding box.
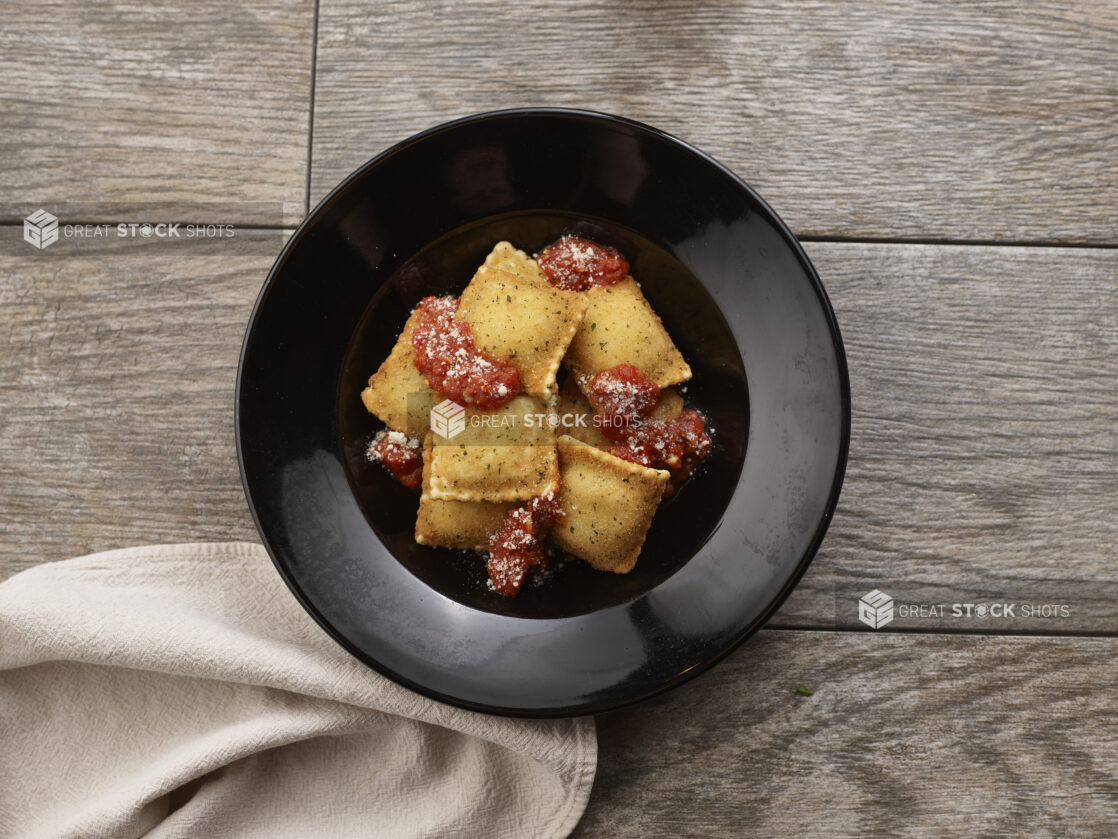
[3,2,1116,836]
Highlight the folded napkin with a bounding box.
[0,543,596,839]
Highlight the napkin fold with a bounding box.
[0,543,596,839]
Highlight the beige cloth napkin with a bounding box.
[0,543,596,839]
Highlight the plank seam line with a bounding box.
[0,222,297,232]
[799,234,1118,251]
[2,222,1115,252]
[765,624,1118,640]
[304,0,321,218]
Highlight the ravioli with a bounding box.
[481,240,549,285]
[563,277,691,389]
[552,435,670,573]
[426,394,559,502]
[360,308,439,438]
[415,434,515,550]
[558,376,686,452]
[650,387,685,420]
[555,376,610,449]
[456,265,588,397]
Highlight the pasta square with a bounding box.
[416,434,513,550]
[360,308,438,437]
[564,277,691,389]
[559,377,686,451]
[650,387,685,420]
[481,240,549,285]
[426,395,560,502]
[552,435,670,573]
[456,265,588,397]
[555,376,610,449]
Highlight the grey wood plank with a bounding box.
[572,629,1118,838]
[311,0,1118,244]
[1,240,1115,634]
[0,0,314,226]
[0,231,284,575]
[770,242,1118,633]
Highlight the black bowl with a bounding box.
[236,108,849,716]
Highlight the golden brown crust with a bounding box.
[426,395,560,502]
[564,277,691,389]
[457,263,588,397]
[559,378,686,452]
[552,435,669,573]
[416,434,514,550]
[360,308,438,437]
[555,376,611,449]
[649,387,685,420]
[482,240,549,285]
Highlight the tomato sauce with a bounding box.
[588,364,711,488]
[608,409,711,487]
[587,362,661,417]
[411,296,520,409]
[366,429,424,489]
[536,235,630,291]
[486,491,564,595]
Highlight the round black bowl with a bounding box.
[236,108,849,717]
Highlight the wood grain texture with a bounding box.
[0,215,1115,833]
[310,0,1118,244]
[0,231,284,576]
[571,629,1118,838]
[1,239,1115,628]
[0,0,314,225]
[770,242,1118,633]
